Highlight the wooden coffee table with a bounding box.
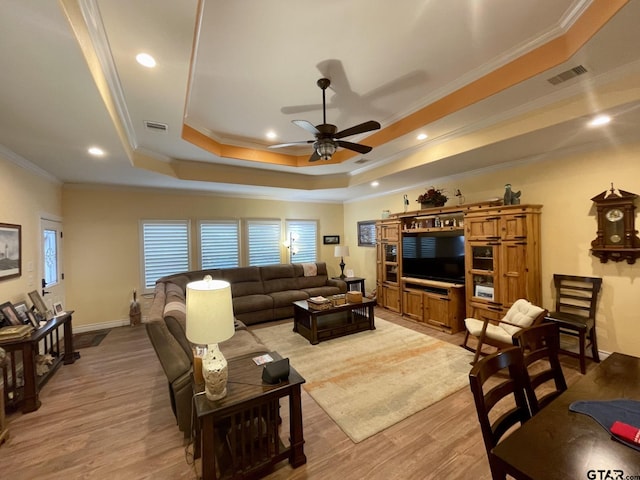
[292,298,376,344]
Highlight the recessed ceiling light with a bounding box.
[88,146,105,157]
[266,130,277,139]
[136,53,156,68]
[417,133,428,140]
[371,181,379,187]
[588,114,611,127]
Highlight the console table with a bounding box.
[193,352,306,480]
[0,311,79,413]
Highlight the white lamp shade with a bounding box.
[185,278,235,345]
[334,246,350,257]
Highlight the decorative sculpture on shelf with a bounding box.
[503,184,521,205]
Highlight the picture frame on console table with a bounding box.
[0,223,21,281]
[28,290,51,320]
[0,302,22,326]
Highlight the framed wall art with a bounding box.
[323,235,340,245]
[357,221,376,247]
[0,223,21,281]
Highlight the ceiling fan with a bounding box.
[269,78,381,162]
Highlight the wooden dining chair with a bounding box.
[512,323,567,414]
[545,274,602,374]
[469,346,533,480]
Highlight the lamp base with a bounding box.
[339,257,346,279]
[202,343,228,401]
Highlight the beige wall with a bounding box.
[6,137,640,356]
[61,187,344,329]
[0,154,62,309]
[345,141,640,356]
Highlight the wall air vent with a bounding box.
[547,65,588,85]
[144,121,168,133]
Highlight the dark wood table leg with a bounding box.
[201,416,216,480]
[62,314,80,364]
[288,384,306,467]
[21,341,40,413]
[310,313,319,345]
[368,303,376,330]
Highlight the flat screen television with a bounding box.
[402,233,465,284]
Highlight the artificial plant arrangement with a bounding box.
[416,187,448,207]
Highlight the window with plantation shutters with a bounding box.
[199,221,239,269]
[285,220,318,263]
[141,220,189,291]
[247,220,281,266]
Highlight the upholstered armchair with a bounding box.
[462,299,547,364]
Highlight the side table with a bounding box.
[0,311,79,413]
[193,352,306,480]
[332,276,366,292]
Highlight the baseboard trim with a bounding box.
[73,318,131,333]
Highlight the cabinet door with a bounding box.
[465,215,500,241]
[500,241,527,308]
[467,242,501,305]
[383,286,401,313]
[403,289,423,320]
[424,293,451,328]
[383,243,399,284]
[381,223,400,242]
[501,214,528,241]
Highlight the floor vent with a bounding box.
[547,65,588,85]
[144,121,168,133]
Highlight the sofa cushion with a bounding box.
[302,286,342,298]
[232,294,273,315]
[219,329,268,359]
[261,264,299,293]
[221,267,265,297]
[295,262,333,289]
[269,289,309,308]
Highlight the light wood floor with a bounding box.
[1,308,588,479]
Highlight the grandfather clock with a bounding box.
[590,184,640,264]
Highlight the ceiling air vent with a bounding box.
[547,65,588,85]
[355,158,371,164]
[144,120,168,133]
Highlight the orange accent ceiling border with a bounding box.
[182,0,628,167]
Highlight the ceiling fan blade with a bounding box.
[334,120,381,139]
[308,150,321,162]
[292,120,320,135]
[336,140,372,154]
[268,140,314,149]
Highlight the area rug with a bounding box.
[72,329,110,349]
[252,319,474,443]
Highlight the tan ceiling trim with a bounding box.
[182,0,627,169]
[171,158,349,190]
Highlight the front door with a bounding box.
[40,218,64,314]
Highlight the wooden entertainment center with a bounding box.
[376,202,541,334]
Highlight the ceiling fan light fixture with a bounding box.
[315,140,336,160]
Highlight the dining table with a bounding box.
[491,352,640,480]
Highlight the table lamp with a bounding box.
[334,245,350,279]
[186,276,235,401]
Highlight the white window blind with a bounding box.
[200,221,239,269]
[247,220,281,266]
[286,220,317,263]
[141,220,189,290]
